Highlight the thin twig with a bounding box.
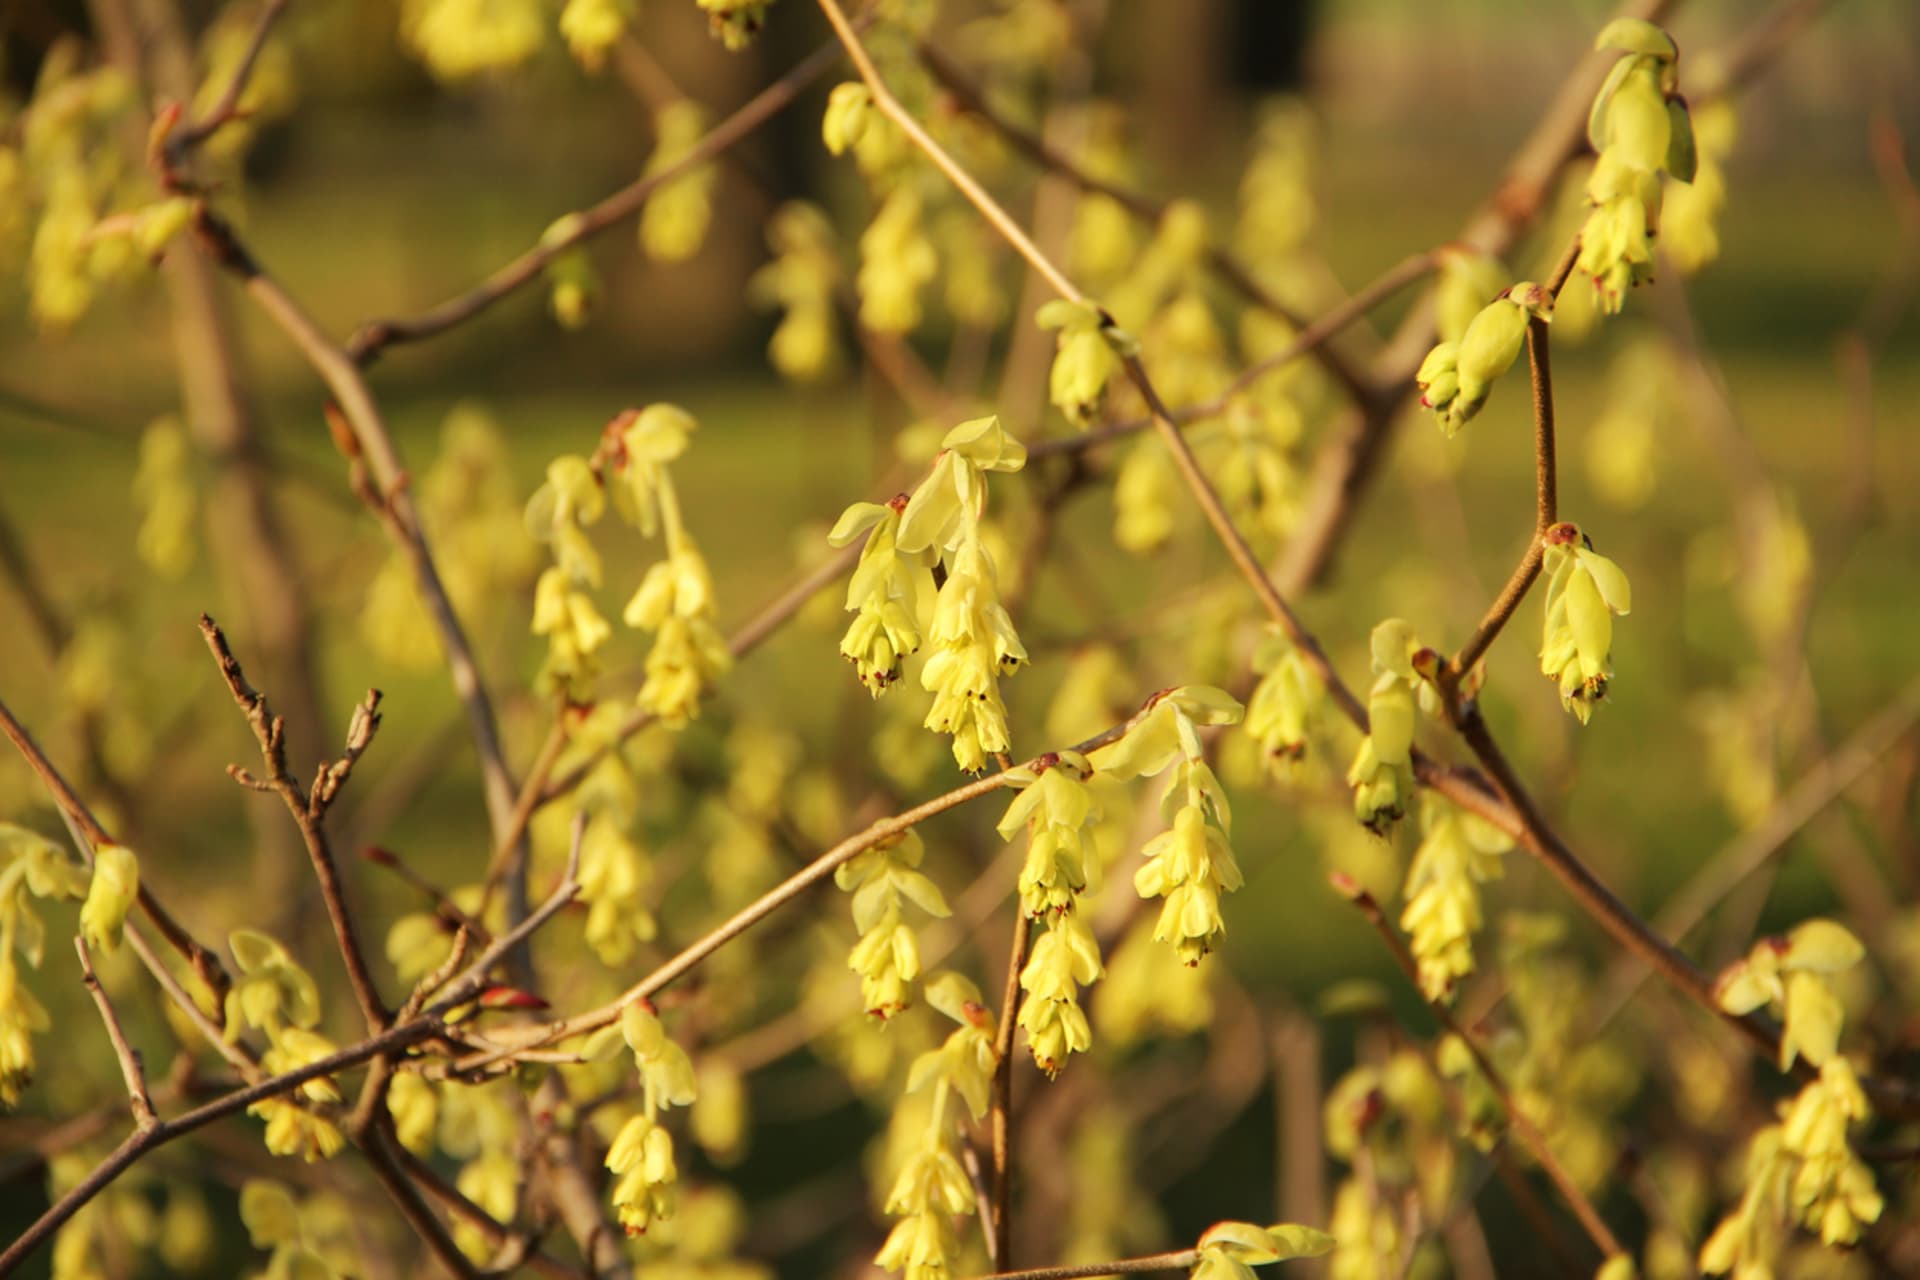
[1332,876,1627,1263]
[965,1250,1198,1280]
[1446,313,1557,684]
[163,0,292,160]
[453,701,1165,1068]
[990,911,1031,1268]
[345,35,848,363]
[200,614,389,1032]
[74,939,158,1131]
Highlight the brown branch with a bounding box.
[1025,249,1438,462]
[358,1127,487,1280]
[74,939,158,1131]
[1333,876,1627,1264]
[454,701,1165,1068]
[345,35,847,363]
[965,1251,1198,1280]
[163,0,292,161]
[1592,679,1920,1024]
[200,614,389,1032]
[990,912,1031,1269]
[1446,314,1557,685]
[194,209,532,905]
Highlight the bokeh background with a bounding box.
[1,0,1917,1276]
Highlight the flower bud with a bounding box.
[79,844,138,953]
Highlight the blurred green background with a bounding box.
[1,0,1917,1275]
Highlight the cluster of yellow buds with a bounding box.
[1,825,92,1108]
[1323,1050,1451,1280]
[1414,282,1552,435]
[367,407,537,671]
[835,831,952,1019]
[223,930,345,1160]
[1000,750,1106,1074]
[400,0,545,81]
[1399,800,1512,1000]
[1094,687,1246,966]
[1242,628,1323,775]
[1347,620,1433,834]
[1539,522,1633,723]
[858,416,1029,773]
[749,202,844,381]
[876,974,996,1280]
[1038,298,1128,429]
[132,416,197,579]
[1663,98,1736,275]
[607,405,732,725]
[641,102,717,263]
[830,495,935,693]
[559,0,633,70]
[605,1001,699,1234]
[1577,19,1698,312]
[1702,920,1883,1271]
[238,1181,358,1280]
[526,453,612,696]
[859,186,939,334]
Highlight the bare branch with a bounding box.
[75,938,158,1131]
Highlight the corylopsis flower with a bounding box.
[1539,523,1632,723]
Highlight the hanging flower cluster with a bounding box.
[999,751,1105,1074]
[1242,627,1324,774]
[1577,19,1697,312]
[834,830,951,1019]
[225,929,344,1161]
[609,405,732,724]
[833,416,1029,773]
[1092,687,1246,966]
[1,825,92,1109]
[1400,799,1513,1000]
[876,974,996,1280]
[605,1001,699,1234]
[526,454,612,696]
[749,202,844,382]
[1703,921,1883,1271]
[1539,522,1633,724]
[1347,619,1433,835]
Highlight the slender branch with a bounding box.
[1334,876,1626,1263]
[456,703,1163,1067]
[192,208,531,893]
[345,35,847,363]
[1447,313,1557,683]
[200,614,389,1031]
[163,0,292,160]
[0,1015,445,1276]
[1592,680,1920,1025]
[74,939,158,1131]
[358,1127,486,1280]
[1026,249,1437,462]
[965,1250,1198,1280]
[990,912,1031,1269]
